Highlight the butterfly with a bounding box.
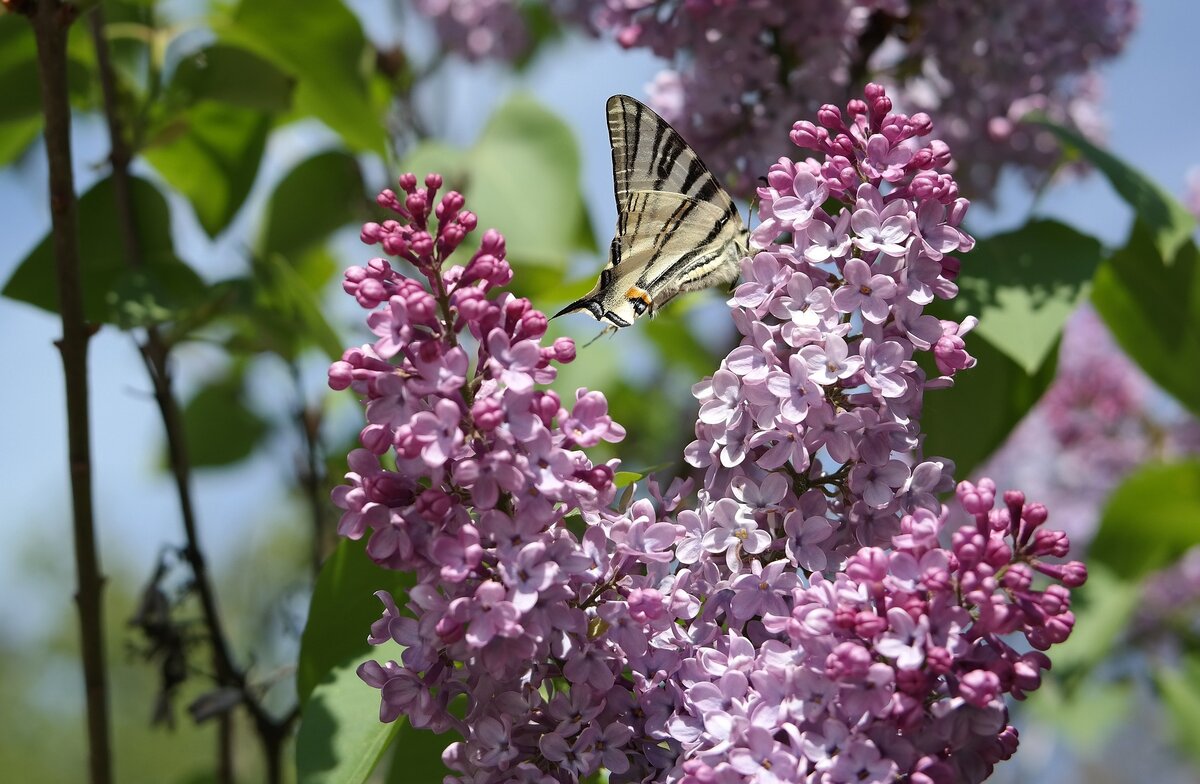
[553,95,749,329]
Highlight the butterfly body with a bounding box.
[554,95,748,328]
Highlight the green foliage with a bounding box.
[1031,118,1196,262]
[1088,461,1200,580]
[1092,227,1200,418]
[143,101,271,236]
[167,43,296,113]
[0,12,97,165]
[297,538,412,706]
[944,219,1103,374]
[223,0,385,155]
[259,150,368,260]
[383,723,454,784]
[402,93,597,275]
[178,369,269,468]
[2,176,204,325]
[1154,653,1200,769]
[296,660,402,784]
[920,331,1059,478]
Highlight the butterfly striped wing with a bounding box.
[554,95,746,328]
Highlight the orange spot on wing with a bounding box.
[625,286,652,305]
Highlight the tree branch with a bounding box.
[85,6,295,782]
[27,1,114,782]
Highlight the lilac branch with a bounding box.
[85,6,295,781]
[22,1,114,782]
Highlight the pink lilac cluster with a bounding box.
[557,0,1137,199]
[979,307,1200,544]
[412,0,530,61]
[1186,166,1200,221]
[1136,545,1200,641]
[332,86,1087,784]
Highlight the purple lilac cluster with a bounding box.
[331,86,1087,783]
[412,0,530,61]
[559,0,1137,199]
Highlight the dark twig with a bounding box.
[26,1,114,782]
[291,362,329,574]
[86,6,295,782]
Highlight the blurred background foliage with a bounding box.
[2,0,1200,782]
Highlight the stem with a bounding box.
[86,7,295,781]
[28,1,114,782]
[291,362,328,574]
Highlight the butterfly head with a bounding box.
[551,283,640,328]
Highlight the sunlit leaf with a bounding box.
[1092,227,1200,417]
[295,659,401,784]
[143,101,271,236]
[1030,118,1195,262]
[943,219,1103,374]
[400,94,596,271]
[223,0,384,154]
[1089,461,1200,580]
[297,538,413,706]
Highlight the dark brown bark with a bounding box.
[29,1,114,782]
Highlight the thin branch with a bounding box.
[85,6,296,782]
[291,362,329,574]
[26,1,114,782]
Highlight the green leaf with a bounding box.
[400,94,596,270]
[225,252,344,361]
[920,331,1058,477]
[1026,676,1133,750]
[297,537,413,706]
[259,151,367,259]
[143,101,271,237]
[0,14,91,123]
[168,43,295,113]
[1030,118,1196,262]
[179,371,269,468]
[1088,461,1200,580]
[2,177,203,325]
[383,723,453,784]
[1155,654,1200,769]
[295,658,402,784]
[1091,226,1200,417]
[223,0,384,155]
[0,114,41,167]
[941,220,1103,374]
[614,471,642,488]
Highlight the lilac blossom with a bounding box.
[334,86,1087,784]
[559,0,1136,200]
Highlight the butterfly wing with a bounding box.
[554,95,746,328]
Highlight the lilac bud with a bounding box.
[553,337,576,363]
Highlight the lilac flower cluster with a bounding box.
[560,0,1137,199]
[332,86,1087,784]
[411,0,530,61]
